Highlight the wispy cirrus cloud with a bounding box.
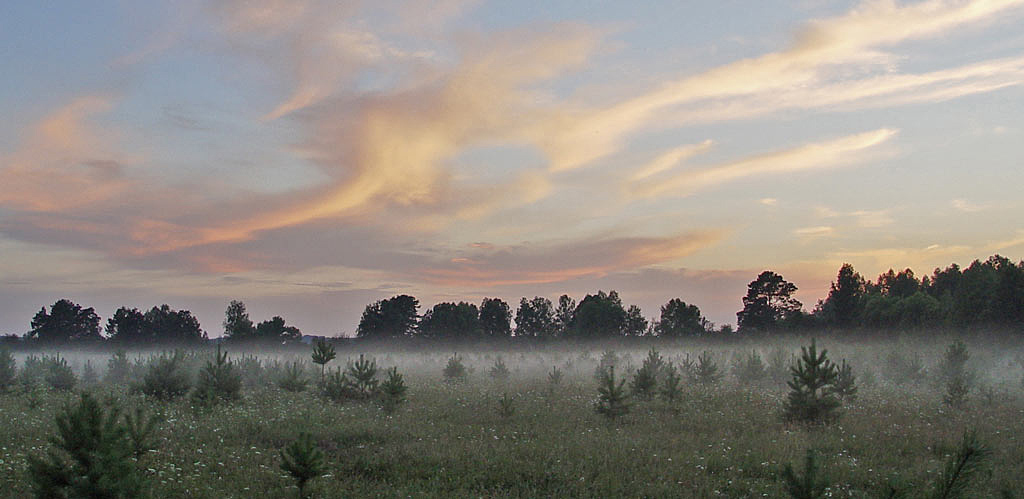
[629,128,898,200]
[540,0,1024,172]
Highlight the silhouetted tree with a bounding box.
[553,294,576,337]
[255,316,302,342]
[419,302,481,339]
[479,298,512,337]
[572,290,626,338]
[356,295,419,338]
[737,271,802,332]
[654,298,708,337]
[514,296,555,338]
[106,307,147,343]
[822,263,865,328]
[27,299,102,343]
[144,305,206,343]
[223,300,256,341]
[622,305,648,336]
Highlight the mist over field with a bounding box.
[4,0,1024,496]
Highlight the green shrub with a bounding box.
[489,356,510,381]
[547,365,563,386]
[659,364,683,402]
[278,361,309,393]
[930,430,990,499]
[191,345,242,406]
[782,340,841,424]
[733,350,767,386]
[594,365,630,420]
[379,367,407,414]
[497,392,515,418]
[27,392,144,498]
[830,359,858,401]
[136,351,191,401]
[781,449,828,499]
[443,353,467,383]
[124,405,160,459]
[44,354,77,391]
[280,432,325,498]
[311,340,336,385]
[345,354,379,399]
[693,351,722,387]
[106,350,131,385]
[630,362,658,400]
[0,349,15,392]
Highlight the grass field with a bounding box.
[2,336,1023,498]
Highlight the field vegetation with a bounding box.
[2,335,1023,497]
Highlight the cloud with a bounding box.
[540,0,1024,171]
[0,97,134,213]
[951,198,991,213]
[630,140,713,181]
[629,128,898,199]
[794,226,836,238]
[414,230,726,287]
[760,198,779,206]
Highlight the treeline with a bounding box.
[3,254,1022,346]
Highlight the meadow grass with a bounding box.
[1,337,1023,497]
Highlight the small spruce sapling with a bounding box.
[489,356,510,381]
[734,350,767,386]
[0,349,15,393]
[497,392,515,418]
[547,366,563,386]
[27,393,144,498]
[311,340,336,385]
[594,365,630,420]
[930,430,990,499]
[694,351,723,387]
[45,354,77,391]
[81,360,98,386]
[191,344,242,406]
[940,340,972,408]
[345,354,379,399]
[782,339,841,424]
[659,364,684,403]
[781,449,828,499]
[630,362,658,400]
[278,361,309,393]
[137,351,191,401]
[280,432,325,499]
[321,368,352,403]
[443,353,467,383]
[379,367,407,414]
[123,405,160,459]
[830,359,858,401]
[106,350,131,385]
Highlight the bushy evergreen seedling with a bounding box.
[594,350,619,380]
[45,354,77,391]
[884,351,926,386]
[781,449,828,499]
[659,364,683,402]
[192,344,242,406]
[497,392,515,418]
[81,360,98,386]
[930,430,990,499]
[311,340,336,385]
[641,348,667,379]
[767,347,792,387]
[830,359,858,401]
[345,354,379,399]
[939,340,972,408]
[630,362,658,400]
[594,365,630,420]
[547,366,563,386]
[734,350,767,386]
[694,351,722,387]
[0,349,15,392]
[27,392,144,498]
[280,432,325,499]
[783,340,841,424]
[106,350,131,385]
[321,368,353,403]
[489,356,510,381]
[124,405,160,459]
[278,361,309,393]
[443,353,467,383]
[20,354,47,390]
[136,351,191,401]
[379,367,407,414]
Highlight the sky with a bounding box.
[1,0,1023,337]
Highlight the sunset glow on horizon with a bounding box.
[2,0,1023,335]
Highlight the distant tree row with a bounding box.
[354,291,719,340]
[24,300,207,344]
[8,254,1022,344]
